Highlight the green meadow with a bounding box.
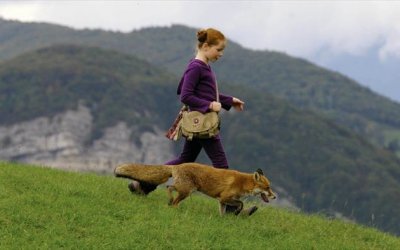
[1,162,398,249]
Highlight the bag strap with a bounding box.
[215,79,220,103]
[214,74,220,115]
[214,72,220,103]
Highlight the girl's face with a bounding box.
[203,40,226,63]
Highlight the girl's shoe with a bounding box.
[128,180,158,195]
[128,180,145,195]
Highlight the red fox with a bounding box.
[114,163,276,215]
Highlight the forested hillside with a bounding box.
[1,45,400,234]
[0,45,178,140]
[1,18,399,155]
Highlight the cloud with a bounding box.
[1,1,400,61]
[239,1,400,61]
[0,1,41,21]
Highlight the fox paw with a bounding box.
[243,206,258,216]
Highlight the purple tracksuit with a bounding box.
[165,59,233,168]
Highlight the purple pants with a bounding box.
[165,135,229,168]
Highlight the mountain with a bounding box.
[1,44,400,235]
[0,44,177,127]
[311,43,400,103]
[1,18,399,156]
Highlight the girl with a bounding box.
[165,28,245,168]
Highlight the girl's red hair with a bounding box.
[197,28,226,48]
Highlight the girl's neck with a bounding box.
[195,51,209,64]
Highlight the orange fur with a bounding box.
[114,162,276,215]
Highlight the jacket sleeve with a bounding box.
[180,67,211,113]
[219,93,233,111]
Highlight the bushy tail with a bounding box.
[114,163,172,185]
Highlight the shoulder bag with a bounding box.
[165,81,220,141]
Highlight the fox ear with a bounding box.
[256,168,264,176]
[254,172,261,181]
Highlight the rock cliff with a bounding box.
[0,104,174,173]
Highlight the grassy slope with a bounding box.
[0,162,398,249]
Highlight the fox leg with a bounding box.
[167,185,176,206]
[240,206,258,216]
[220,199,243,215]
[219,202,226,215]
[219,202,239,215]
[167,185,190,207]
[171,191,190,206]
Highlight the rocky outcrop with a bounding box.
[0,104,174,173]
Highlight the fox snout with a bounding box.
[260,190,276,203]
[267,189,277,200]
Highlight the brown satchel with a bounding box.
[181,108,220,140]
[166,80,220,141]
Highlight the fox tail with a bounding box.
[114,163,172,185]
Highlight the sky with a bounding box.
[1,1,400,60]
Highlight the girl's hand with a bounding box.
[209,101,222,112]
[232,97,245,111]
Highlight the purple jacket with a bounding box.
[177,59,233,113]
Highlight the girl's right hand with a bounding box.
[209,101,222,112]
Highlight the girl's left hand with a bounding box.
[232,97,245,111]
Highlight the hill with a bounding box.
[1,44,400,235]
[0,44,178,139]
[1,18,400,155]
[0,44,180,171]
[1,162,399,249]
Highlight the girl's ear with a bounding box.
[202,42,210,50]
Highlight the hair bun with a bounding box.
[197,29,207,43]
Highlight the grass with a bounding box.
[1,162,399,249]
